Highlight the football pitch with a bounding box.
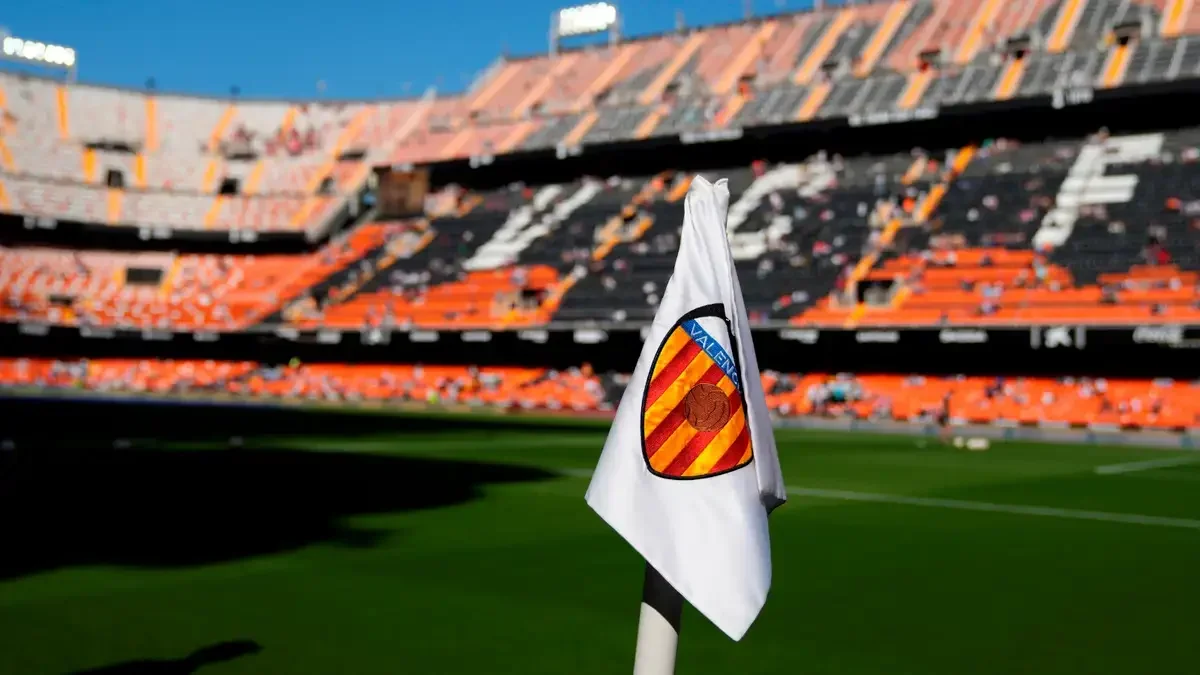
[2,404,1199,674]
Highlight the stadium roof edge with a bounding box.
[0,0,876,101]
[498,0,875,62]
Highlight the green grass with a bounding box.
[3,421,1200,674]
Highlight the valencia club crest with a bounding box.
[640,304,753,479]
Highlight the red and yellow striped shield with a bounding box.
[641,309,752,479]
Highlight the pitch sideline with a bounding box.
[558,468,1200,530]
[1093,455,1200,475]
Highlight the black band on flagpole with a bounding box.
[642,563,683,631]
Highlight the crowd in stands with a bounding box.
[0,247,288,329]
[0,358,609,413]
[0,222,410,329]
[797,130,1200,326]
[218,123,319,159]
[2,358,1197,432]
[769,372,1199,430]
[2,127,1198,330]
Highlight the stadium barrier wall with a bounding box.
[5,322,1199,378]
[0,210,316,253]
[0,184,368,253]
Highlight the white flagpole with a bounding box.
[632,563,684,675]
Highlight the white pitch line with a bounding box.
[1094,455,1200,476]
[787,486,1200,531]
[557,468,1200,530]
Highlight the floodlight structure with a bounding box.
[550,3,620,55]
[0,28,78,81]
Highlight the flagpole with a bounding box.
[633,563,683,675]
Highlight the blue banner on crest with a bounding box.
[681,319,741,392]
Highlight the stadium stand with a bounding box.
[5,0,1197,195]
[284,176,667,328]
[2,0,1200,435]
[841,129,1200,326]
[0,221,408,328]
[4,124,1200,329]
[0,72,386,234]
[0,357,258,393]
[294,124,1200,330]
[2,357,1196,430]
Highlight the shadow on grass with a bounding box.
[0,395,604,444]
[0,436,556,580]
[65,640,262,675]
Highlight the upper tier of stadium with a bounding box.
[2,0,1200,234]
[4,125,1199,330]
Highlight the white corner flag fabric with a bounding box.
[585,175,786,641]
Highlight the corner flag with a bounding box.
[585,176,786,645]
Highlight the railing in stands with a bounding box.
[994,56,1027,100]
[855,1,914,77]
[562,111,599,147]
[574,44,638,112]
[55,84,69,139]
[105,187,122,224]
[954,0,1004,64]
[143,95,158,152]
[1100,42,1132,88]
[898,68,934,109]
[639,32,708,105]
[795,9,855,85]
[714,22,779,94]
[1160,0,1190,37]
[795,82,831,122]
[512,54,579,120]
[1046,0,1088,53]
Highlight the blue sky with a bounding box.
[2,0,823,99]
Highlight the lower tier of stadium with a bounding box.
[4,358,1197,431]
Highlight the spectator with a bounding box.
[1141,235,1171,266]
